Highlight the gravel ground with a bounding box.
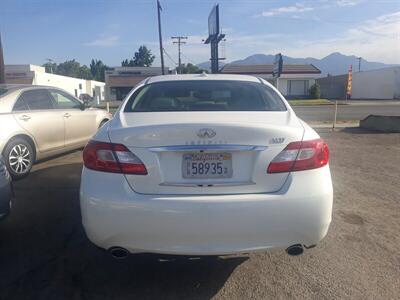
[0,129,399,300]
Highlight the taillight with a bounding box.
[267,138,329,173]
[83,141,147,175]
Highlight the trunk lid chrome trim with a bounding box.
[160,181,256,187]
[148,145,267,152]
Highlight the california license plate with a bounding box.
[182,152,233,179]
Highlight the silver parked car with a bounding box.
[0,85,112,179]
[0,155,12,220]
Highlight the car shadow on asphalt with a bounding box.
[0,163,248,300]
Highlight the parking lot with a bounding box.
[0,129,399,300]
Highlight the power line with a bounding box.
[171,36,187,73]
[180,53,197,66]
[163,48,177,66]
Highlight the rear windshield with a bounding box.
[0,87,11,97]
[124,80,287,112]
[0,85,21,98]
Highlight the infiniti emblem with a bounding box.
[197,128,216,139]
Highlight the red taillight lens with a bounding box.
[83,141,147,175]
[267,138,329,173]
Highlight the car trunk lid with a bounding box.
[108,111,304,195]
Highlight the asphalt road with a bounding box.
[293,103,400,121]
[0,129,399,299]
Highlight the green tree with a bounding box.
[42,59,99,80]
[121,45,155,67]
[77,65,93,80]
[90,59,109,82]
[56,59,81,78]
[176,63,207,74]
[121,59,130,67]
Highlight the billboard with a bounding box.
[208,4,220,36]
[272,53,283,78]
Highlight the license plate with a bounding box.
[182,152,233,179]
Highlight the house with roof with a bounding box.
[221,64,322,98]
[105,67,170,101]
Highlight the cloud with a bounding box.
[261,3,314,17]
[149,11,400,67]
[282,11,400,63]
[220,11,400,64]
[260,0,363,18]
[336,0,363,7]
[85,35,120,47]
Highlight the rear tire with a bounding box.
[99,119,109,128]
[3,138,34,180]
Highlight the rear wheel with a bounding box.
[3,138,34,180]
[99,119,109,128]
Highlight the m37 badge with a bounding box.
[270,137,285,144]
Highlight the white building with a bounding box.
[5,64,105,103]
[351,67,400,99]
[221,64,322,98]
[318,66,400,100]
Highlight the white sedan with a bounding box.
[80,74,332,258]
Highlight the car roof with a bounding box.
[146,73,263,84]
[0,84,60,91]
[0,84,74,101]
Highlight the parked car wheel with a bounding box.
[3,138,34,180]
[99,119,109,128]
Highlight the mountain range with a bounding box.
[198,52,397,76]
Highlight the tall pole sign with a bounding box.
[204,4,225,73]
[272,53,283,90]
[0,32,5,84]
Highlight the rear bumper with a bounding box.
[80,166,333,255]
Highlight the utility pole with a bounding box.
[171,36,187,73]
[0,32,5,84]
[357,57,362,72]
[157,0,165,75]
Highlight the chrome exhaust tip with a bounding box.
[286,244,304,256]
[109,247,130,259]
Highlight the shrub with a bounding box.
[309,83,321,99]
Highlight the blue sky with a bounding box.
[1,0,399,68]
